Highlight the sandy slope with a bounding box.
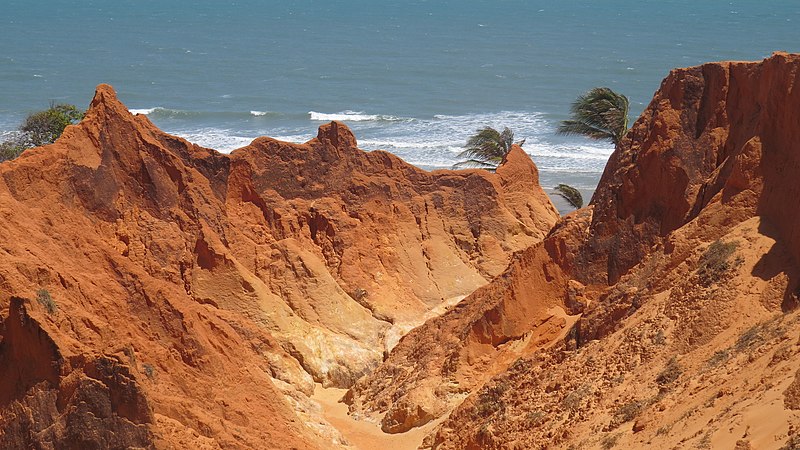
[313,385,446,450]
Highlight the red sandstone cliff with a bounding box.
[346,52,800,449]
[0,85,557,449]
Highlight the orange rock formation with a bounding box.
[0,85,557,448]
[347,52,800,448]
[4,51,800,449]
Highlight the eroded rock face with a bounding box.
[583,51,800,286]
[0,298,154,449]
[346,52,800,448]
[0,84,557,448]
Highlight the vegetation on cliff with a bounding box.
[0,103,84,162]
[558,86,630,145]
[554,183,584,209]
[454,126,522,170]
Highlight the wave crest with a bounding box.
[308,110,405,122]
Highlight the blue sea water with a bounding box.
[2,0,799,196]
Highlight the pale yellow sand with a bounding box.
[313,384,445,450]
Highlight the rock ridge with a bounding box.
[346,52,800,449]
[0,84,558,448]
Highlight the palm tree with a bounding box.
[453,126,522,170]
[557,87,629,146]
[554,184,583,209]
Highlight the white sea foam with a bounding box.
[308,110,405,122]
[129,107,161,115]
[148,109,613,177]
[271,134,314,144]
[171,128,256,153]
[346,110,607,170]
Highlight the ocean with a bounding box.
[2,0,799,202]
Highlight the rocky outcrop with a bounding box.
[0,84,557,448]
[346,52,800,448]
[582,51,800,287]
[344,212,587,433]
[0,298,154,449]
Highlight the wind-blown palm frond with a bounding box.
[554,184,584,209]
[452,158,501,171]
[454,126,516,170]
[558,87,629,145]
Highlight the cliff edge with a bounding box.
[346,52,800,449]
[0,85,558,449]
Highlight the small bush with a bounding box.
[143,363,155,379]
[36,289,57,314]
[697,431,713,449]
[0,139,28,162]
[562,384,592,411]
[656,424,672,436]
[1,103,84,163]
[651,330,666,345]
[601,432,621,449]
[352,288,368,302]
[707,349,730,367]
[21,103,84,147]
[611,400,643,428]
[525,410,545,426]
[656,356,682,387]
[735,324,766,352]
[476,381,508,417]
[697,240,741,286]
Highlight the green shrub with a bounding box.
[143,363,155,379]
[476,381,508,417]
[0,140,28,162]
[697,240,741,286]
[601,432,621,449]
[1,103,84,162]
[21,103,84,147]
[656,356,682,386]
[735,323,766,352]
[706,349,730,367]
[36,288,57,314]
[611,400,643,428]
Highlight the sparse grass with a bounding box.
[476,381,508,417]
[652,329,666,346]
[656,356,682,387]
[611,400,643,428]
[697,240,742,286]
[525,410,545,426]
[143,363,155,379]
[562,384,592,411]
[656,424,673,436]
[36,288,57,315]
[697,430,713,449]
[601,432,621,449]
[706,349,730,367]
[735,323,766,352]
